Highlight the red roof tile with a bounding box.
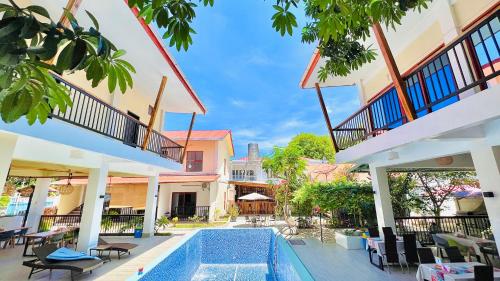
[164,130,231,141]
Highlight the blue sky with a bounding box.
[163,1,360,158]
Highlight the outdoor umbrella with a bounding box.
[238,192,272,215]
[238,192,271,201]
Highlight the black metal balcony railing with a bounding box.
[395,215,491,245]
[333,12,500,151]
[51,75,183,162]
[170,206,210,221]
[38,214,145,236]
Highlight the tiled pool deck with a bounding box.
[291,238,416,281]
[0,224,418,281]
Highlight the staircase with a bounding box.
[68,204,84,216]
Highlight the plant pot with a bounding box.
[134,228,143,238]
[335,232,362,250]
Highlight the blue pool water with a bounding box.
[134,228,314,281]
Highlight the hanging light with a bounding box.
[57,171,75,195]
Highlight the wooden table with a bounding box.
[0,227,30,248]
[22,227,78,257]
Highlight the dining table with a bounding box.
[416,262,500,281]
[436,233,495,262]
[22,227,78,257]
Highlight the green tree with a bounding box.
[292,177,375,227]
[0,2,134,124]
[263,145,306,219]
[388,172,423,217]
[415,171,477,217]
[287,133,335,162]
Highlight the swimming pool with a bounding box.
[132,228,314,281]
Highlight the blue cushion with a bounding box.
[47,247,98,261]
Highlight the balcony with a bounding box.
[51,75,183,163]
[332,13,499,152]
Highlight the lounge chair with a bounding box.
[22,244,103,280]
[98,237,138,259]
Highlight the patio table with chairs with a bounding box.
[0,226,30,249]
[416,262,500,281]
[436,233,495,262]
[22,226,79,257]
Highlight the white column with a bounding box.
[77,164,108,252]
[370,165,396,236]
[25,178,51,231]
[0,135,17,195]
[470,145,500,252]
[209,182,218,222]
[143,175,159,237]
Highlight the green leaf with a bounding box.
[56,41,76,71]
[85,10,99,30]
[26,5,50,19]
[107,65,117,93]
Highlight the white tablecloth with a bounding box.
[416,262,500,281]
[436,233,494,261]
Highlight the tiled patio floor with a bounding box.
[291,238,417,281]
[0,232,190,281]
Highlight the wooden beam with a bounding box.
[59,0,83,27]
[180,112,196,164]
[315,83,339,152]
[142,76,168,150]
[372,22,417,121]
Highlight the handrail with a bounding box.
[50,74,184,163]
[332,12,500,151]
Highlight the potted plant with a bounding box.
[155,216,170,234]
[335,229,363,250]
[227,205,239,222]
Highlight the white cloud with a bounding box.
[230,99,247,108]
[258,135,295,150]
[280,118,307,130]
[233,129,261,138]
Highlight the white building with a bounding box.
[302,0,500,248]
[0,0,206,251]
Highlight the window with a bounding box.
[186,151,203,172]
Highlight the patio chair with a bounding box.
[417,247,436,264]
[400,234,419,268]
[431,234,449,258]
[368,227,379,238]
[22,243,103,281]
[382,227,394,237]
[382,234,403,273]
[445,246,465,262]
[245,216,251,223]
[479,245,498,266]
[0,230,15,249]
[474,265,494,281]
[50,233,66,248]
[98,237,138,259]
[15,228,29,245]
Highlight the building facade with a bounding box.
[0,0,206,251]
[229,143,276,215]
[302,0,500,248]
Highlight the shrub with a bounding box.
[188,215,202,223]
[227,205,239,219]
[171,217,179,227]
[101,217,113,232]
[155,216,170,233]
